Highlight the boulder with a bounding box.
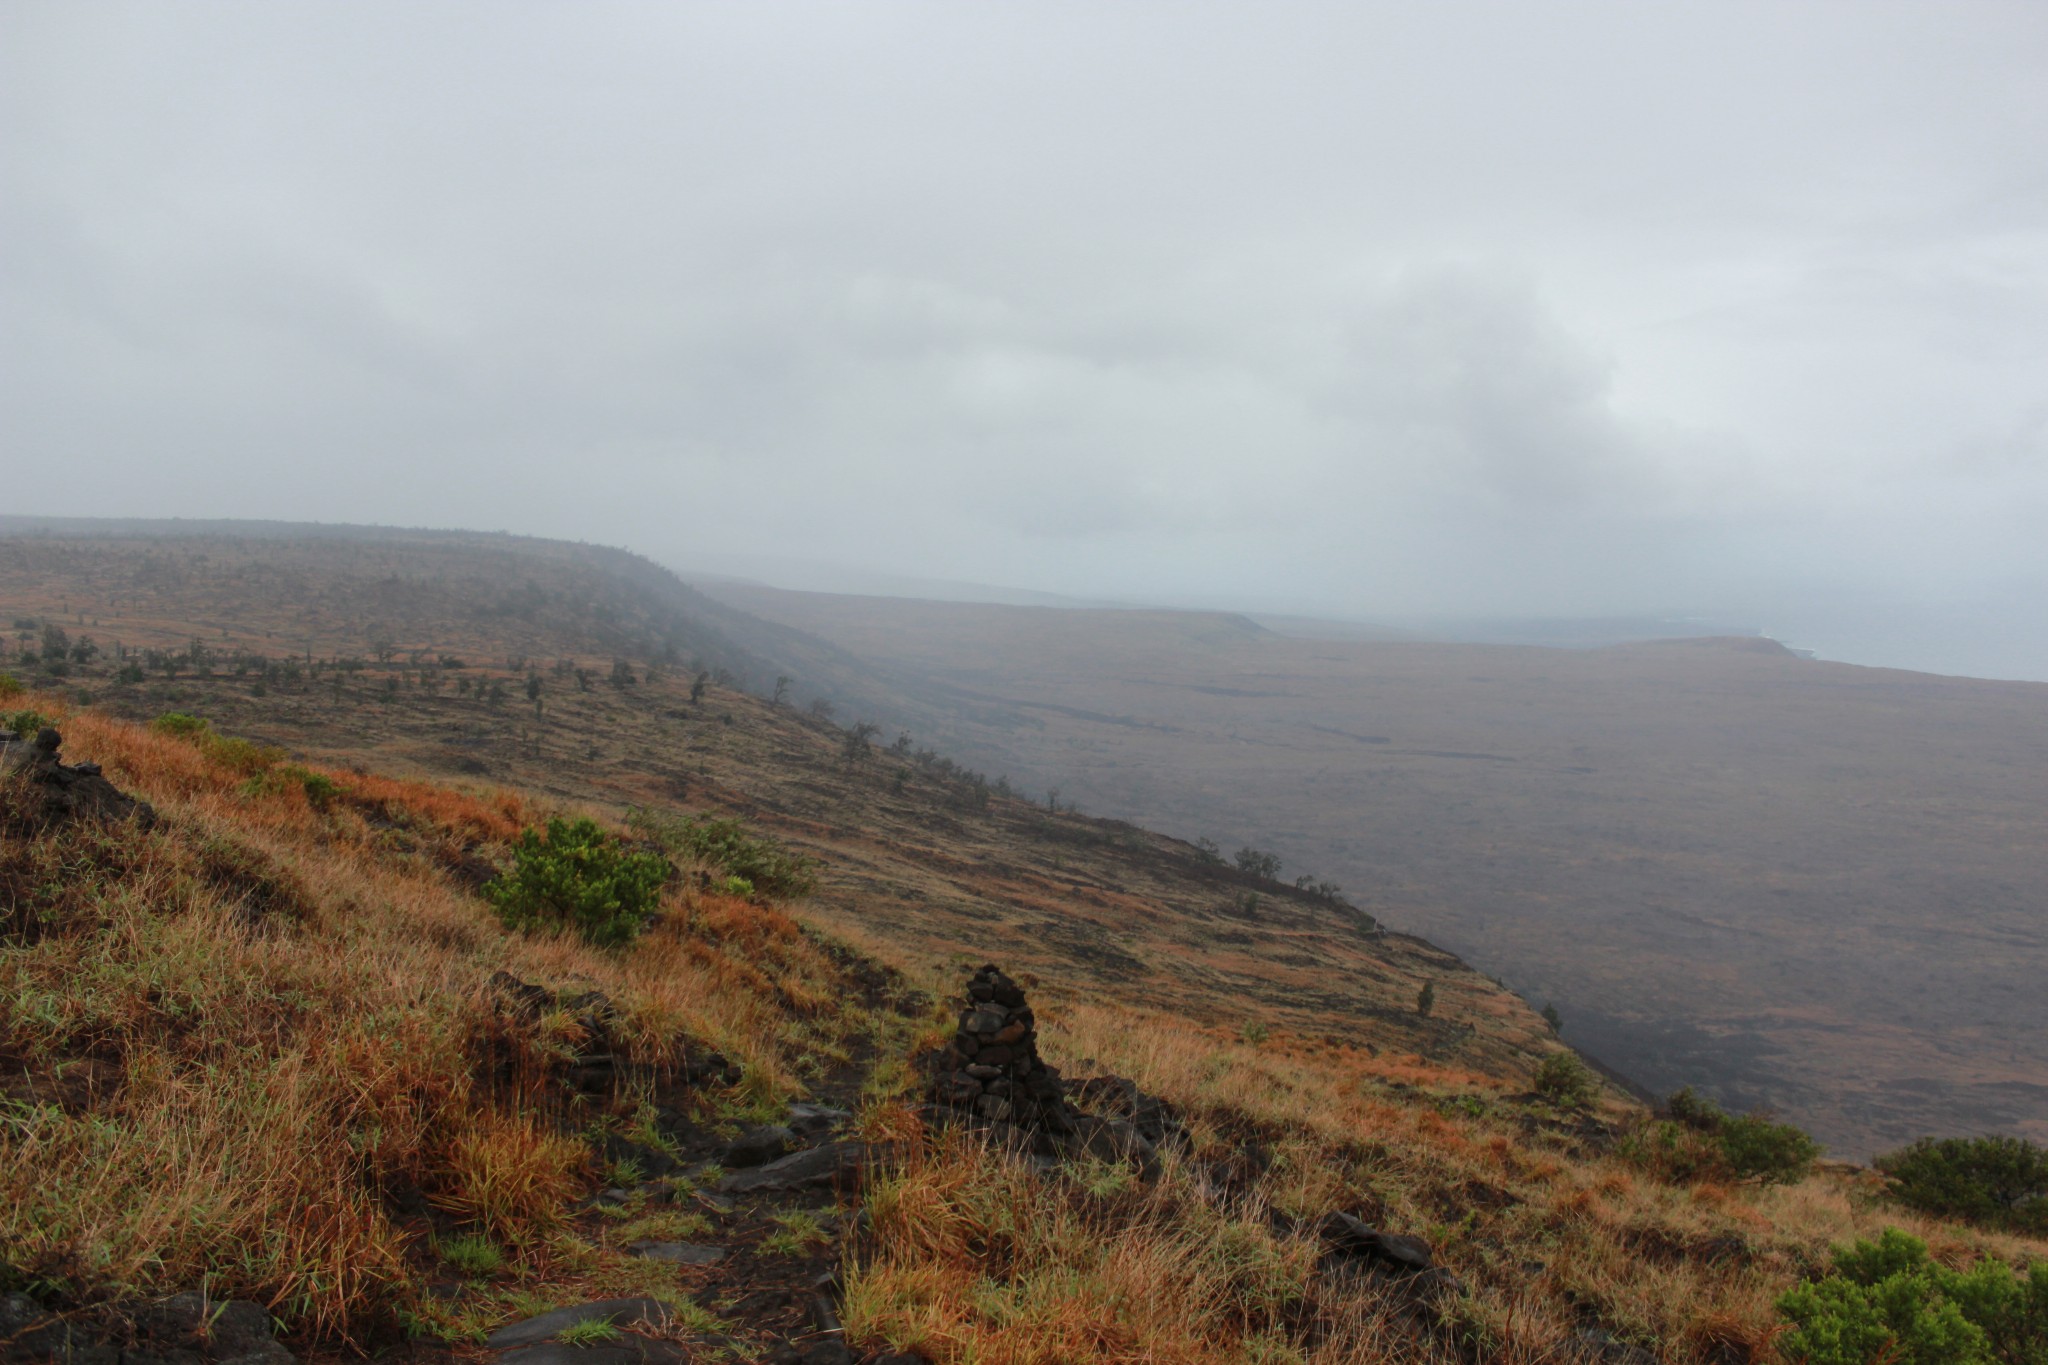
[1,728,158,831]
[628,1242,724,1265]
[716,1140,871,1194]
[786,1102,852,1137]
[1317,1212,1436,1272]
[497,1349,636,1365]
[1573,1326,1659,1364]
[485,1298,671,1349]
[724,1124,795,1167]
[1073,1116,1162,1181]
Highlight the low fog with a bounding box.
[5,4,2045,677]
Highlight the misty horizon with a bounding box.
[5,4,2045,678]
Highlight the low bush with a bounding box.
[486,816,670,948]
[1617,1116,1728,1185]
[1532,1051,1599,1109]
[1719,1110,1822,1183]
[4,709,51,738]
[627,808,816,899]
[0,673,22,700]
[1875,1135,2048,1234]
[1777,1227,2048,1364]
[151,711,285,777]
[238,764,343,808]
[1622,1086,1819,1185]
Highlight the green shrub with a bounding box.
[150,712,284,776]
[1875,1136,2048,1234]
[3,709,51,738]
[1718,1110,1821,1183]
[1617,1118,1728,1185]
[1532,1052,1599,1109]
[1624,1087,1818,1184]
[626,809,816,899]
[486,816,670,948]
[238,764,343,808]
[0,673,21,699]
[1665,1084,1721,1131]
[1777,1227,2048,1365]
[292,767,341,807]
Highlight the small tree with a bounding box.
[1533,1052,1599,1109]
[1416,982,1436,1017]
[1542,1002,1563,1035]
[1233,846,1282,880]
[772,675,791,706]
[486,817,669,948]
[1875,1136,2048,1233]
[842,721,879,769]
[691,670,710,705]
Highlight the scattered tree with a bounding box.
[842,720,879,768]
[1417,982,1436,1017]
[1233,846,1282,880]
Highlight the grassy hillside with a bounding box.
[7,687,2046,1365]
[1,691,898,1350]
[697,584,2048,1158]
[0,528,1553,1074]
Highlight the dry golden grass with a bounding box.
[840,1000,2048,1364]
[0,690,871,1341]
[7,641,2045,1361]
[0,530,1566,1093]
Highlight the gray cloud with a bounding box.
[3,1,2047,673]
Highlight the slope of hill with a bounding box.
[696,584,2048,1159]
[8,688,2046,1365]
[0,525,1547,1074]
[7,524,2048,1364]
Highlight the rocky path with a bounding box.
[463,959,927,1365]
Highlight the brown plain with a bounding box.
[704,585,2048,1158]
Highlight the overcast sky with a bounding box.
[5,4,2046,674]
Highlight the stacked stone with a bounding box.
[931,964,1071,1131]
[0,728,157,830]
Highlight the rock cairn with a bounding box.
[930,964,1073,1133]
[0,727,157,831]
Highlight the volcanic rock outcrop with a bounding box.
[0,727,158,830]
